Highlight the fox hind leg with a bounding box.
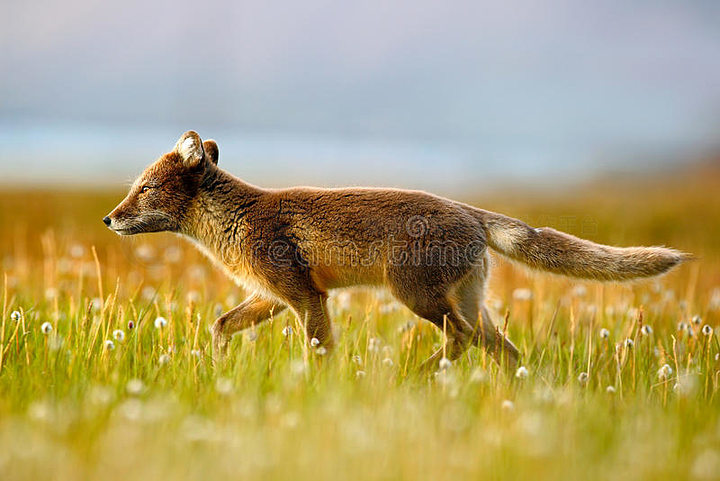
[453,262,520,370]
[391,285,472,369]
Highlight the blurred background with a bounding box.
[1,0,719,193]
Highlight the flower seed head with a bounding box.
[640,325,653,336]
[702,325,713,336]
[438,357,452,371]
[104,339,115,351]
[158,354,171,365]
[154,317,168,329]
[578,372,589,384]
[112,329,125,342]
[41,322,53,335]
[191,349,202,359]
[10,310,21,322]
[692,315,702,325]
[352,355,363,365]
[316,346,327,356]
[658,363,673,381]
[624,338,634,349]
[606,385,616,394]
[677,321,688,332]
[282,326,293,337]
[599,328,610,339]
[515,366,529,379]
[310,337,320,347]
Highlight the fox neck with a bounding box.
[181,166,262,264]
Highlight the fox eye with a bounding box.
[140,185,152,194]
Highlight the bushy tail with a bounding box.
[474,209,689,281]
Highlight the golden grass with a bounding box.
[0,170,719,480]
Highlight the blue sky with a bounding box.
[1,0,718,190]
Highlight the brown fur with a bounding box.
[105,131,689,369]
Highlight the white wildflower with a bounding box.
[158,354,171,365]
[702,325,713,336]
[351,355,363,366]
[658,363,673,381]
[41,322,53,334]
[355,370,366,379]
[104,339,115,351]
[438,357,452,371]
[578,372,589,384]
[599,328,610,339]
[501,400,515,412]
[515,366,529,379]
[90,297,103,311]
[10,310,21,322]
[624,338,634,349]
[692,315,702,325]
[112,329,125,342]
[282,326,293,337]
[154,316,168,329]
[316,346,327,356]
[310,337,320,347]
[382,357,393,367]
[606,385,616,394]
[640,325,653,336]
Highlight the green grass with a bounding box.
[0,175,719,481]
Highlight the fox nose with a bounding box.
[102,216,111,227]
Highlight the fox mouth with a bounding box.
[112,227,139,235]
[108,224,143,235]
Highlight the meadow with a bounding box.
[0,166,719,481]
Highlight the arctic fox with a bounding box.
[104,131,688,368]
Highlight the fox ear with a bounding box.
[203,140,219,165]
[174,131,204,168]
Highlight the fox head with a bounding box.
[103,131,219,235]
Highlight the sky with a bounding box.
[1,0,719,191]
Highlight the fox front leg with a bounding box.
[211,294,287,361]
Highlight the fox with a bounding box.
[104,130,689,369]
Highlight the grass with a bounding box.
[1,170,719,481]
